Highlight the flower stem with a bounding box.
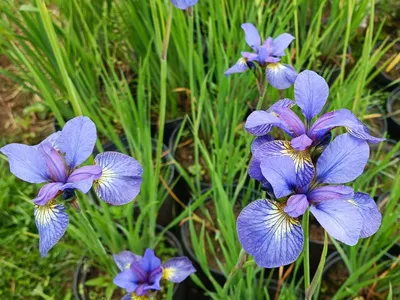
[222,248,247,295]
[78,201,113,273]
[303,209,310,290]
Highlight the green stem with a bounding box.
[303,209,310,290]
[306,231,329,300]
[222,249,247,295]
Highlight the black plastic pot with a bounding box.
[373,41,400,91]
[73,225,186,300]
[180,187,263,289]
[363,104,388,139]
[89,136,176,226]
[386,87,400,140]
[151,117,185,146]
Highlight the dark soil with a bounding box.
[0,55,54,144]
[310,216,332,245]
[186,200,242,272]
[174,133,210,183]
[320,259,349,299]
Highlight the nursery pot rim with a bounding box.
[73,224,183,300]
[387,87,400,127]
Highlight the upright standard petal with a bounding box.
[34,201,69,257]
[0,144,49,183]
[171,0,198,10]
[284,194,309,218]
[241,23,261,51]
[266,63,298,90]
[139,249,162,273]
[113,251,141,271]
[266,98,295,112]
[348,192,382,238]
[33,182,65,206]
[224,57,250,76]
[316,133,369,184]
[57,116,97,169]
[260,155,297,198]
[309,109,385,144]
[272,107,306,137]
[294,70,329,122]
[237,199,304,268]
[310,199,362,246]
[162,257,196,283]
[94,152,143,205]
[245,110,291,136]
[65,165,103,194]
[272,33,295,57]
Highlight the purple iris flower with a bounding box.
[171,0,198,10]
[225,23,297,90]
[113,248,195,299]
[246,70,384,188]
[0,116,143,257]
[237,133,382,268]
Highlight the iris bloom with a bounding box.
[171,0,198,10]
[225,23,297,90]
[237,133,382,268]
[113,248,195,299]
[246,70,384,189]
[0,116,143,257]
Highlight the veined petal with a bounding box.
[113,269,139,293]
[316,133,369,184]
[241,23,261,51]
[310,199,362,246]
[33,182,65,206]
[266,63,298,90]
[34,201,69,257]
[57,116,97,169]
[284,194,309,218]
[245,110,292,137]
[294,70,329,122]
[309,109,385,144]
[272,107,306,137]
[0,143,49,183]
[255,140,314,189]
[162,257,196,283]
[248,159,273,194]
[224,57,250,76]
[307,185,354,202]
[291,134,313,151]
[251,135,274,153]
[348,192,382,238]
[237,199,304,268]
[171,0,198,10]
[65,165,103,194]
[272,33,295,57]
[113,251,141,271]
[36,131,61,150]
[94,152,143,205]
[260,155,297,198]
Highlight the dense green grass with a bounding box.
[0,0,399,299]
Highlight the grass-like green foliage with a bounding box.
[0,0,399,299]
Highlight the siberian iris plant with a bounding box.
[171,0,198,10]
[245,70,385,190]
[237,133,382,267]
[0,116,143,257]
[113,248,195,299]
[237,70,383,268]
[225,23,297,90]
